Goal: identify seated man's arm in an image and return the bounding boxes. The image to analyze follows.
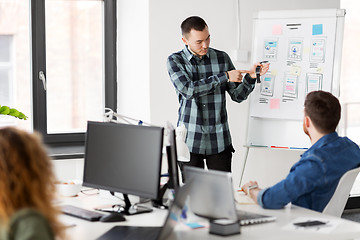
[243,157,324,209]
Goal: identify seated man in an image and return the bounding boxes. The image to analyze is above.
[242,90,360,212]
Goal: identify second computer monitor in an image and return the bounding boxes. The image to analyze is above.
[166,123,180,190]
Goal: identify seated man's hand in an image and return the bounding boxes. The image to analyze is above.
[241,181,261,204]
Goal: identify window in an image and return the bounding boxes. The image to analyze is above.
[45,1,103,134]
[0,0,32,131]
[31,0,117,157]
[0,35,13,108]
[0,0,117,158]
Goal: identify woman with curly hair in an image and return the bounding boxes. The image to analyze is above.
[0,127,65,239]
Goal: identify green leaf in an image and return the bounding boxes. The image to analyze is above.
[0,106,10,115]
[0,105,28,120]
[9,108,20,117]
[18,112,28,120]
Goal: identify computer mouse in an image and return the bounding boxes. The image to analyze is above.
[100,212,126,222]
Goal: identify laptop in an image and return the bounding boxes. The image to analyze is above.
[96,181,192,240]
[183,166,276,225]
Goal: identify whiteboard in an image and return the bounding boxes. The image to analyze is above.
[247,9,345,148]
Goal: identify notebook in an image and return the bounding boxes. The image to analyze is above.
[96,181,192,240]
[183,166,276,225]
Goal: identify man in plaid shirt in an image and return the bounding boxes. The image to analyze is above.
[167,16,269,174]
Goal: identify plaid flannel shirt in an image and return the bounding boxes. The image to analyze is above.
[167,46,255,155]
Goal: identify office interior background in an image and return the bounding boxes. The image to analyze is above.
[0,0,359,195]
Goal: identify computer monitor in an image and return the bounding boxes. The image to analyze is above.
[83,121,164,215]
[166,123,180,190]
[152,123,180,209]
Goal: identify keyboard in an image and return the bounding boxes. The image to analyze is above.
[236,210,276,226]
[62,205,105,222]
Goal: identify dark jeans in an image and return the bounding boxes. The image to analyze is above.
[178,145,234,182]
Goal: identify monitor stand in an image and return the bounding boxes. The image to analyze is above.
[121,194,153,215]
[152,183,170,209]
[103,192,153,215]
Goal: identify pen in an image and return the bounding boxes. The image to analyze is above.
[289,147,308,150]
[247,184,259,191]
[238,184,259,194]
[271,146,289,149]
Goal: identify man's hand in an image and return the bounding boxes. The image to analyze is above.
[248,62,270,79]
[238,62,270,79]
[241,181,261,204]
[227,70,244,83]
[227,62,270,82]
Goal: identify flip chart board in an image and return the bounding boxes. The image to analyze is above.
[247,9,345,148]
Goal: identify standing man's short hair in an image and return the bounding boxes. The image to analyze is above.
[304,90,341,134]
[181,16,207,36]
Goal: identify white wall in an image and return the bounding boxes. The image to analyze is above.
[117,0,151,123]
[52,159,84,181]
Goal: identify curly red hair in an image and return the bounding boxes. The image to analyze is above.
[0,127,65,238]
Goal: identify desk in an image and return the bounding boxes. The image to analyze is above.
[59,191,360,240]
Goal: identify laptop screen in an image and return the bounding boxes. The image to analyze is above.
[183,166,276,226]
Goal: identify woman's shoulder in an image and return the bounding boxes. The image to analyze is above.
[11,208,46,221]
[9,208,54,240]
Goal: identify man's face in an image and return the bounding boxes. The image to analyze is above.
[182,26,210,57]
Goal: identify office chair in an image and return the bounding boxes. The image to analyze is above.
[322,166,360,217]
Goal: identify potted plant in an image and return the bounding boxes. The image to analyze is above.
[0,105,28,120]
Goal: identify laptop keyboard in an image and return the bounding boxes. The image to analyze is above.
[97,226,162,240]
[236,210,276,225]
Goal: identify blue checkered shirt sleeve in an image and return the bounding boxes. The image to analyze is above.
[167,47,255,154]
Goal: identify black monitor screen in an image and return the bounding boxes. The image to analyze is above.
[83,121,164,200]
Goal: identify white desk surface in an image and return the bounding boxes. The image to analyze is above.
[58,190,360,240]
